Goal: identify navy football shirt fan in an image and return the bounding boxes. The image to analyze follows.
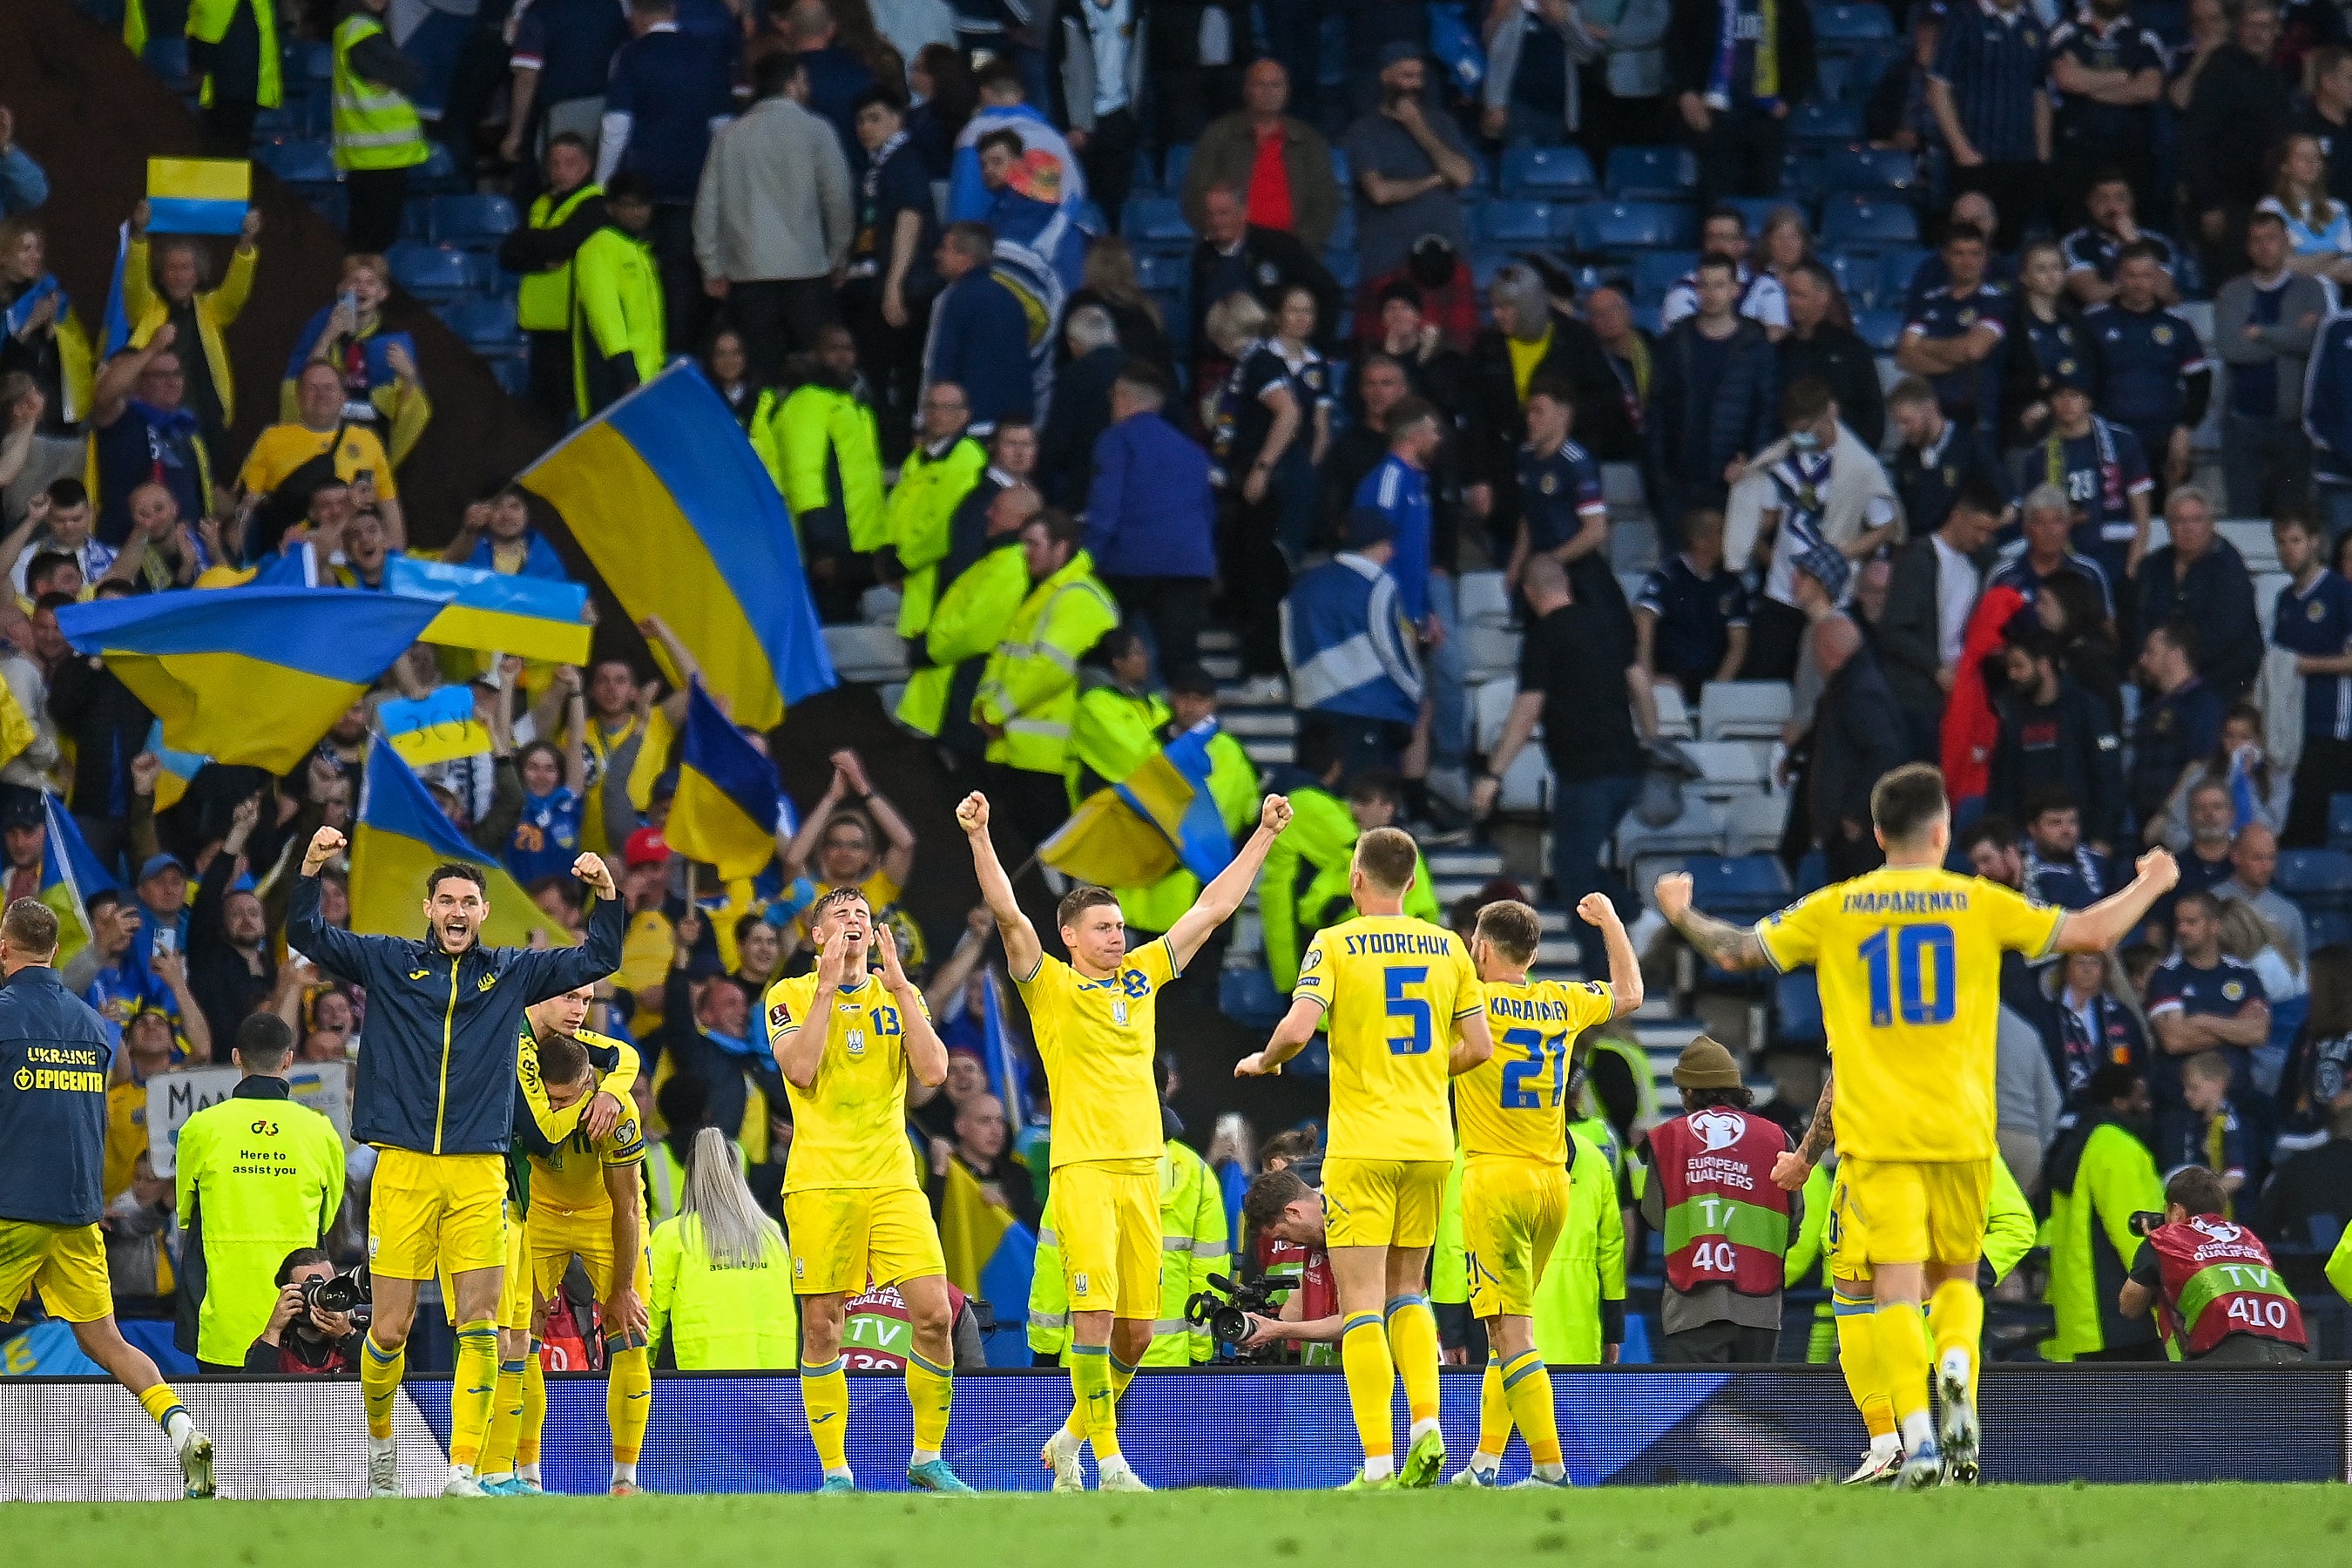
[1897,222,2011,432]
[2146,890,2270,1169]
[2029,367,2151,595]
[1635,506,1750,703]
[2083,243,2209,502]
[2269,511,2352,846]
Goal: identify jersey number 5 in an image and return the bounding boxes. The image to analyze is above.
[1857,923,1957,1028]
[1384,965,1432,1055]
[1499,1027,1569,1107]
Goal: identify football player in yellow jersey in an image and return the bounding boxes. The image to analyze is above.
[1450,896,1640,1489]
[763,888,969,1494]
[960,788,1292,1493]
[1236,826,1495,1490]
[1656,763,2177,1490]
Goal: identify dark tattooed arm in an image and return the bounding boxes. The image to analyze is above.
[1670,905,1772,971]
[1798,1073,1835,1165]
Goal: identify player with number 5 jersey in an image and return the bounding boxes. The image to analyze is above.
[1449,896,1640,1490]
[1239,827,1495,1491]
[1656,763,2179,1493]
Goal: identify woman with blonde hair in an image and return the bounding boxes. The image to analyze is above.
[2256,133,2352,286]
[1064,236,1170,375]
[645,1127,800,1370]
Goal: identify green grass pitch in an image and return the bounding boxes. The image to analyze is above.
[16,1486,2352,1565]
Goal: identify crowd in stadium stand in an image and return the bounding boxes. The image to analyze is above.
[3,0,2352,1374]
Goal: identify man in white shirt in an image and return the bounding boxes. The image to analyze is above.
[1659,206,1790,339]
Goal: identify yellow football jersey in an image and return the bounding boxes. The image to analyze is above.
[764,971,929,1193]
[1456,977,1617,1165]
[1015,937,1175,1169]
[1755,865,2062,1164]
[1296,915,1484,1163]
[517,1027,647,1216]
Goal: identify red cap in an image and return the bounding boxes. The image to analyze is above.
[624,828,670,868]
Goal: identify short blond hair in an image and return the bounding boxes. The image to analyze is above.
[1205,290,1269,356]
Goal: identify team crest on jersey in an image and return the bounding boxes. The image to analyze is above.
[2313,600,2329,622]
[1074,1271,1091,1295]
[2191,1216,2244,1243]
[1539,473,1558,494]
[1688,1107,1745,1150]
[2222,980,2246,1003]
[845,1028,867,1057]
[2153,325,2173,345]
[477,973,497,992]
[1112,998,1130,1026]
[1301,947,1322,971]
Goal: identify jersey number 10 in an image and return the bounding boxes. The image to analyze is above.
[1857,923,1957,1028]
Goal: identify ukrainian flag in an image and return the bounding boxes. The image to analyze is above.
[936,1158,1038,1367]
[143,720,206,814]
[382,555,592,665]
[56,589,438,773]
[1039,722,1237,889]
[517,363,835,731]
[41,794,115,967]
[145,157,250,236]
[349,734,574,948]
[665,681,795,881]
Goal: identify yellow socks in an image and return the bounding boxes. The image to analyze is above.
[1498,1348,1562,1472]
[1472,1354,1512,1466]
[1070,1344,1120,1461]
[136,1381,193,1446]
[905,1350,953,1460]
[1833,1289,1894,1442]
[480,1355,528,1477]
[801,1355,851,1476]
[362,1330,405,1442]
[1929,1278,1985,1405]
[1340,1313,1395,1474]
[1873,1300,1934,1453]
[608,1342,652,1470]
[517,1346,546,1472]
[447,1320,500,1469]
[1384,1294,1442,1428]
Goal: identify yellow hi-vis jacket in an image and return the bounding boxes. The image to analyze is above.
[1029,1137,1227,1364]
[515,182,604,333]
[887,436,987,639]
[331,12,427,172]
[975,551,1119,775]
[1531,1128,1628,1365]
[755,382,887,553]
[570,225,664,418]
[895,537,1027,737]
[645,1211,800,1369]
[172,1079,344,1366]
[189,0,283,108]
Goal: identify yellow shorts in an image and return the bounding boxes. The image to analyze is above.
[497,1203,535,1331]
[784,1185,945,1296]
[1840,1157,1990,1267]
[1462,1158,1570,1319]
[1827,1170,1871,1286]
[368,1147,507,1281]
[1050,1159,1160,1316]
[0,1218,111,1324]
[1323,1157,1450,1251]
[531,1205,636,1300]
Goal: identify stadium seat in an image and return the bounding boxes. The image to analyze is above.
[2218,519,2281,572]
[2278,848,2352,914]
[430,193,518,247]
[1686,854,1793,920]
[1120,195,1193,245]
[2311,910,2352,951]
[1779,152,1825,200]
[1630,302,1663,336]
[1500,142,1598,199]
[1327,205,1356,256]
[1651,683,1694,740]
[1679,739,1770,799]
[1824,251,1875,308]
[1632,249,1697,304]
[1855,308,1906,353]
[1470,247,1512,289]
[1818,145,1918,193]
[1161,143,1193,193]
[822,624,909,683]
[386,243,487,301]
[1136,250,1187,293]
[1457,571,1512,626]
[1823,199,1920,250]
[1473,199,1565,245]
[436,294,523,350]
[489,355,531,399]
[1814,56,1852,105]
[1329,146,1351,191]
[1604,145,1696,200]
[1574,200,1697,253]
[414,141,463,193]
[1840,39,1906,102]
[255,138,340,186]
[1816,3,1896,44]
[1724,791,1789,856]
[1774,970,1826,1046]
[1788,102,1864,145]
[1326,250,1361,290]
[2330,793,2352,853]
[1700,681,1794,740]
[1725,196,1794,236]
[1878,247,1932,304]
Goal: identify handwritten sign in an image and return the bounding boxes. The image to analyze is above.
[146,1061,350,1178]
[378,686,491,767]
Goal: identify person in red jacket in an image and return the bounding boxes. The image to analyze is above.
[1940,583,2028,814]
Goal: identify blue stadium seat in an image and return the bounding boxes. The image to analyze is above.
[1815,55,1852,105]
[415,141,463,193]
[1327,205,1356,256]
[2277,848,2352,911]
[1470,247,1512,289]
[436,294,523,350]
[1632,249,1697,304]
[397,203,433,243]
[1630,305,1663,337]
[1724,196,1793,236]
[1326,250,1361,290]
[255,139,340,186]
[1819,146,1918,193]
[1473,199,1565,245]
[1878,246,1932,305]
[1855,308,1905,352]
[1136,251,1188,292]
[1329,146,1351,191]
[1774,970,1826,1046]
[430,193,518,247]
[1161,143,1193,194]
[386,243,489,301]
[1823,252,1873,308]
[1822,198,1920,249]
[2331,792,2352,852]
[1817,3,1896,44]
[1795,849,1829,896]
[1778,152,1824,200]
[1500,142,1597,199]
[1840,39,1905,102]
[1574,200,1696,252]
[1788,101,1864,145]
[1605,145,1695,200]
[1121,194,1194,245]
[490,355,531,400]
[1686,854,1793,918]
[2310,910,2352,952]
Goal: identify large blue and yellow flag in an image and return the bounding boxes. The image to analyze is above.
[349,734,574,949]
[517,363,835,730]
[1039,722,1237,890]
[142,720,206,814]
[665,681,796,881]
[382,555,592,665]
[42,794,115,967]
[57,588,438,773]
[145,157,250,236]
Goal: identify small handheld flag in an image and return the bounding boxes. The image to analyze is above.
[145,157,251,236]
[1039,722,1236,889]
[41,794,117,967]
[665,681,795,881]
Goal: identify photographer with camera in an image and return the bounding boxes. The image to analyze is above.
[2118,1166,2311,1363]
[246,1247,368,1373]
[1229,1169,1342,1364]
[173,1015,348,1373]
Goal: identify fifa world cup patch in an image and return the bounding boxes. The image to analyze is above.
[768,1002,792,1033]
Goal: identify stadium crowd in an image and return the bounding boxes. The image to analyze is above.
[4,0,2352,1459]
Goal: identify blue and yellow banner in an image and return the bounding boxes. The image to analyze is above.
[57,588,438,773]
[517,363,835,731]
[377,686,491,767]
[349,735,574,948]
[145,157,250,236]
[42,793,116,967]
[142,720,206,814]
[1039,723,1236,890]
[665,681,794,881]
[382,554,592,665]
